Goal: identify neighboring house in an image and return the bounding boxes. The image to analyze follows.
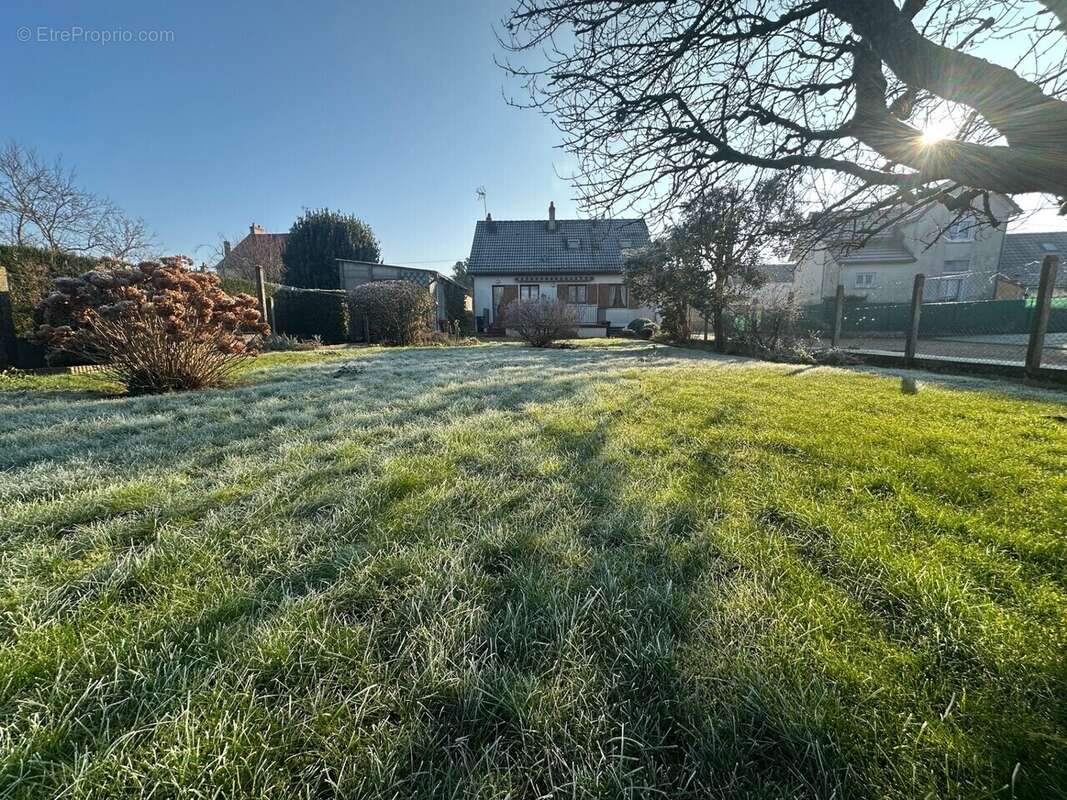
[754,196,1019,306]
[996,232,1067,298]
[337,259,472,329]
[215,223,288,282]
[466,203,656,334]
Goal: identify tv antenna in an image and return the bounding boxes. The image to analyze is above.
[475,186,488,216]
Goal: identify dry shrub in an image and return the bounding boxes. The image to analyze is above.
[503,299,578,347]
[348,281,434,345]
[727,295,823,362]
[33,257,268,393]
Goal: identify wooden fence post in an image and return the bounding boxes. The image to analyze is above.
[831,284,845,349]
[1025,255,1060,377]
[904,274,925,366]
[265,296,276,332]
[254,265,268,322]
[0,267,16,369]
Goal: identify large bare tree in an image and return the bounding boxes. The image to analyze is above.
[0,141,154,260]
[502,1,1067,241]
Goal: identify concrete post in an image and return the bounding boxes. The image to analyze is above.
[904,274,925,366]
[0,267,17,369]
[265,296,276,333]
[1025,255,1060,376]
[831,284,845,349]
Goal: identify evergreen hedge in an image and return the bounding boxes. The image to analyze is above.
[0,245,99,334]
[273,287,350,343]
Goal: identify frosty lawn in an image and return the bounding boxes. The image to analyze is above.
[1,343,1065,799]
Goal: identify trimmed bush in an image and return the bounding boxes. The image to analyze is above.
[33,258,267,393]
[273,287,349,344]
[636,322,659,340]
[348,281,434,345]
[627,317,654,333]
[503,299,578,347]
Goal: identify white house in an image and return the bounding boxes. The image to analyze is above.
[466,203,657,335]
[752,196,1020,306]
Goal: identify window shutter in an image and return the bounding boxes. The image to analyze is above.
[597,284,611,308]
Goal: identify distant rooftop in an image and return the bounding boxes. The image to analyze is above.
[760,263,796,283]
[999,231,1067,289]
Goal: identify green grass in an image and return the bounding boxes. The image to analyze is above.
[1,343,1065,799]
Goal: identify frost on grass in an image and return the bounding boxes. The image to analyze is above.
[0,343,1065,799]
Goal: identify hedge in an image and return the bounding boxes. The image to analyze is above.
[272,287,349,343]
[0,245,99,335]
[347,281,434,345]
[218,276,278,301]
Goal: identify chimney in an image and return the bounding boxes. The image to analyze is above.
[547,201,558,232]
[486,212,492,222]
[250,223,265,235]
[223,240,231,257]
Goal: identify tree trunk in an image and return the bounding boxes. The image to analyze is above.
[712,306,726,353]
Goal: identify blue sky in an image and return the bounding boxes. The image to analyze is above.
[4,0,1063,269]
[4,0,578,267]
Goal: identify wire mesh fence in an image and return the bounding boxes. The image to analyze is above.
[794,258,1065,374]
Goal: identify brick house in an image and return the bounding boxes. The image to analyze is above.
[215,223,288,283]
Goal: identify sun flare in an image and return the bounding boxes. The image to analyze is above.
[920,121,953,146]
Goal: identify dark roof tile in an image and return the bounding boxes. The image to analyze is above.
[999,232,1067,288]
[467,218,650,274]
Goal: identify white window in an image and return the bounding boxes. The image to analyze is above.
[608,284,628,308]
[519,284,540,301]
[855,272,876,288]
[938,278,964,301]
[946,213,976,242]
[566,237,581,250]
[560,284,588,304]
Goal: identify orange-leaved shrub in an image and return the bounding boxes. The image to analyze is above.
[33,257,268,393]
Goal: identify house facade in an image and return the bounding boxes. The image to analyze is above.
[466,203,656,334]
[215,223,288,282]
[753,196,1019,306]
[337,259,472,328]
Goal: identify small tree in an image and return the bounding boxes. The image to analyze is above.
[503,298,578,347]
[451,258,473,290]
[676,180,800,352]
[625,180,798,348]
[282,209,381,289]
[33,257,267,393]
[348,280,434,345]
[623,233,707,343]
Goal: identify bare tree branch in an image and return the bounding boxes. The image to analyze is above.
[502,0,1067,238]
